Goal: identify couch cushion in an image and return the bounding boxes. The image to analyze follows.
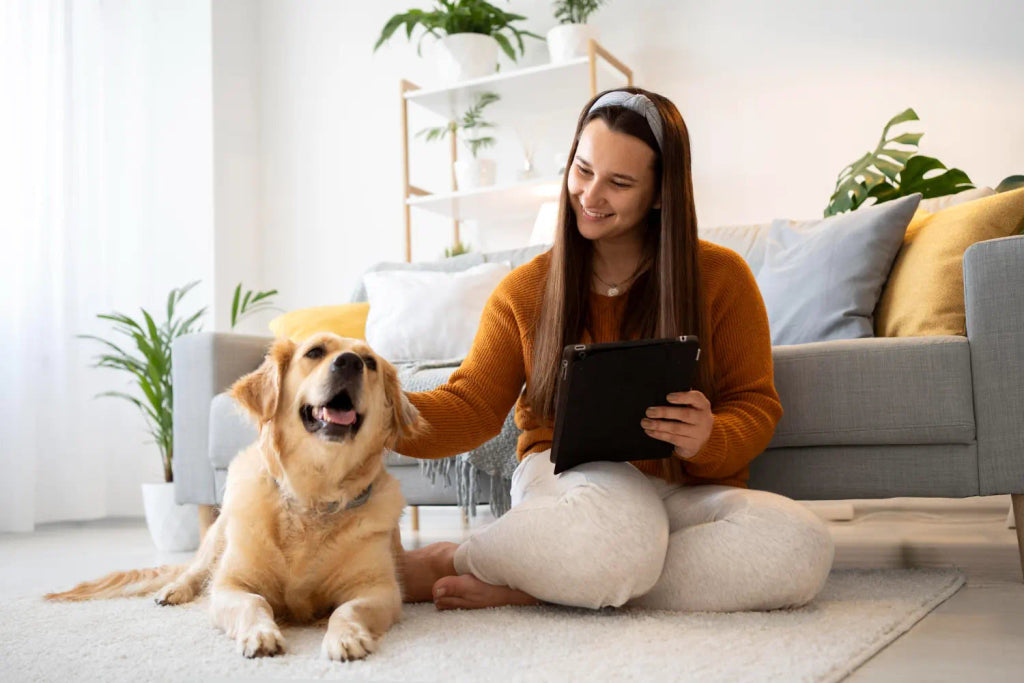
[769,336,975,448]
[208,392,421,469]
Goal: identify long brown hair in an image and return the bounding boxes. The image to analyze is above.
[525,87,714,483]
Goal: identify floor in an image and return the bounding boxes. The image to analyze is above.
[2,495,1022,682]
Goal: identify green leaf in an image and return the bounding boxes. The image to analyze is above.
[230,284,241,328]
[996,175,1024,193]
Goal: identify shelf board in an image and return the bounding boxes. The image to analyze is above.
[404,56,629,120]
[406,175,562,222]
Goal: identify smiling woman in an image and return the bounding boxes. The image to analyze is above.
[391,87,833,616]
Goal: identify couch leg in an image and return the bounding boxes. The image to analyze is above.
[410,506,419,532]
[198,504,220,544]
[1012,495,1024,582]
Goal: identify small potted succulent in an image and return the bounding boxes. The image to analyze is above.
[374,0,543,83]
[547,0,609,63]
[418,91,500,189]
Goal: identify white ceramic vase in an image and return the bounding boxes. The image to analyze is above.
[142,482,199,552]
[546,23,599,63]
[454,158,497,190]
[435,33,499,83]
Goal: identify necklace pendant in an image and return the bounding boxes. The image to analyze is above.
[607,286,620,296]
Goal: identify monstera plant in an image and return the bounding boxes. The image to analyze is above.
[824,108,977,217]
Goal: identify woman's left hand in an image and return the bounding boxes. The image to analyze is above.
[640,390,714,461]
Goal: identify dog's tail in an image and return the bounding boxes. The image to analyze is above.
[43,564,188,602]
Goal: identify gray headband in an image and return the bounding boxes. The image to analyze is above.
[587,91,664,151]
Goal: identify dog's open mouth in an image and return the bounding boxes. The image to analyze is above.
[300,389,363,440]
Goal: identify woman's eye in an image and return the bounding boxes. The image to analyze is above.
[363,356,377,371]
[576,166,592,176]
[304,346,325,360]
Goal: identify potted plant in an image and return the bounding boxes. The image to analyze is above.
[547,0,609,63]
[418,91,500,189]
[81,282,277,551]
[374,0,543,83]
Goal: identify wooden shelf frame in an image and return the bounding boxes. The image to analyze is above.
[399,39,633,262]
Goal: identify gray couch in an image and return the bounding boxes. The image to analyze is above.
[172,236,1024,577]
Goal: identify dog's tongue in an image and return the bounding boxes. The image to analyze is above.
[322,407,357,425]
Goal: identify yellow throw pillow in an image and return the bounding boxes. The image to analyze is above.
[269,303,370,342]
[874,187,1024,336]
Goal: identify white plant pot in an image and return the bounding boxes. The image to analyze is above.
[142,482,199,552]
[546,24,599,64]
[455,158,497,190]
[435,33,499,83]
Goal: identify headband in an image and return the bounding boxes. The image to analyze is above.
[587,91,664,151]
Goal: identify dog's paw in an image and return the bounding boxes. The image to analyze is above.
[154,582,196,606]
[237,625,286,659]
[321,621,378,662]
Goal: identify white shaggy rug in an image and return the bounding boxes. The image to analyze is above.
[2,568,964,683]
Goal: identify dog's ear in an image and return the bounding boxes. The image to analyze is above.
[230,338,296,425]
[380,359,422,444]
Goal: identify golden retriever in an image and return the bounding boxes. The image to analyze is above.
[45,333,422,661]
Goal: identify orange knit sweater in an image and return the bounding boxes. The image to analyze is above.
[394,240,783,488]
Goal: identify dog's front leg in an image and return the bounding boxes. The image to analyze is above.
[210,582,286,658]
[155,512,227,606]
[321,581,402,661]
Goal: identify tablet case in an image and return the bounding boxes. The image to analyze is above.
[550,336,701,474]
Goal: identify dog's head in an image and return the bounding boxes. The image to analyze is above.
[229,333,421,502]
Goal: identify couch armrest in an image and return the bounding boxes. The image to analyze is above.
[964,235,1024,495]
[171,332,274,505]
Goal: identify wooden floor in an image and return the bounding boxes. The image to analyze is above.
[2,495,1023,682]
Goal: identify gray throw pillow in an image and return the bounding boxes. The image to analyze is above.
[756,193,922,345]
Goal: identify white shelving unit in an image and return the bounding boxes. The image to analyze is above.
[399,40,632,262]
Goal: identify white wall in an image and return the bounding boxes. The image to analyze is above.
[238,0,1023,315]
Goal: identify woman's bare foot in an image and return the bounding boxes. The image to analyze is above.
[399,541,459,603]
[432,574,542,610]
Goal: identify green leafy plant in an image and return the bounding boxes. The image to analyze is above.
[417,91,500,158]
[79,282,206,483]
[824,108,975,217]
[444,240,472,257]
[374,0,543,62]
[996,175,1024,193]
[553,0,609,24]
[230,284,279,329]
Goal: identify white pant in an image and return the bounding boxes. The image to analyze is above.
[451,450,835,612]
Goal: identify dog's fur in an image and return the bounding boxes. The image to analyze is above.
[45,333,423,661]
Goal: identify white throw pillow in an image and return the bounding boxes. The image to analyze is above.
[363,261,512,363]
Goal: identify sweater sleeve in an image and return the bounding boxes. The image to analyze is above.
[682,254,783,480]
[392,279,527,460]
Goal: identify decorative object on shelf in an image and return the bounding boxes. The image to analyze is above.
[445,240,473,257]
[513,123,539,181]
[547,0,609,63]
[418,91,501,189]
[824,108,974,217]
[374,0,543,83]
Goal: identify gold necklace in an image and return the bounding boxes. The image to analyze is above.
[592,269,634,296]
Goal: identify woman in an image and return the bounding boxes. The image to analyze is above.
[393,87,835,612]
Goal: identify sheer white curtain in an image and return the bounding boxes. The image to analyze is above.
[0,0,213,532]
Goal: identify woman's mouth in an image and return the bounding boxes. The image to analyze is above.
[581,206,614,221]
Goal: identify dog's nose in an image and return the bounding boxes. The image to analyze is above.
[331,352,364,378]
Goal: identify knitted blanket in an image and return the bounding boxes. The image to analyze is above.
[388,359,519,518]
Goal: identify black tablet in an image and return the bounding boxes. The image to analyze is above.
[550,336,701,474]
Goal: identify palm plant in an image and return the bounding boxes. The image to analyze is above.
[553,0,609,25]
[230,284,279,329]
[417,91,500,158]
[79,281,206,483]
[374,0,542,62]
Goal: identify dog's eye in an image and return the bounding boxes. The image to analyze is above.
[304,346,325,360]
[363,356,377,371]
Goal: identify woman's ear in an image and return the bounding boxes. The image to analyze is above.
[652,192,662,210]
[229,338,296,425]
